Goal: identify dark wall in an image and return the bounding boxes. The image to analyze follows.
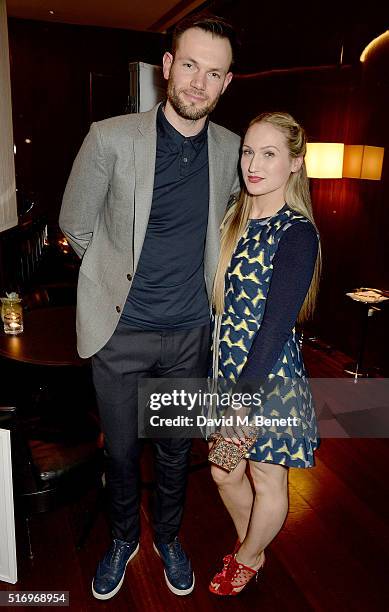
[212,59,389,372]
[6,17,389,371]
[8,18,166,225]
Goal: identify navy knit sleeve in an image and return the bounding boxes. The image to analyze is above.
[239,221,319,380]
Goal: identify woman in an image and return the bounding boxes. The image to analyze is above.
[208,111,321,596]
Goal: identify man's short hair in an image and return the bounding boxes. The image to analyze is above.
[171,13,237,66]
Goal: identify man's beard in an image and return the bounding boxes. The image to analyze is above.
[167,79,220,121]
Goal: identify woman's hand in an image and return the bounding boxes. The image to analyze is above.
[219,403,252,445]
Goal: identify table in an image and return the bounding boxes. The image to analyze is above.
[0,307,100,561]
[0,305,91,439]
[0,306,83,367]
[344,290,388,378]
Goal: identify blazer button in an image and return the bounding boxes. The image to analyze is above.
[116,306,121,313]
[127,273,132,281]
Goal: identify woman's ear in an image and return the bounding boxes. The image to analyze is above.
[291,156,304,173]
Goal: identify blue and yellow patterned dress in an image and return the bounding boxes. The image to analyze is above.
[211,204,319,468]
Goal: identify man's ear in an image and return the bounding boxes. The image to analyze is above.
[162,52,173,81]
[221,72,233,95]
[291,156,304,173]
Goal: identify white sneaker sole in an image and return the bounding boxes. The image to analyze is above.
[92,542,140,600]
[153,542,195,596]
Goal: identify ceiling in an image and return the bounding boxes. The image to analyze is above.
[206,0,389,73]
[6,0,389,73]
[5,0,207,32]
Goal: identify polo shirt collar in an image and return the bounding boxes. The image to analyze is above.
[157,103,208,150]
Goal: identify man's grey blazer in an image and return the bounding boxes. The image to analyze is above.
[59,103,241,358]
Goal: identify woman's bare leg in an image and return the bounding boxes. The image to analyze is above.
[210,457,253,542]
[236,461,289,569]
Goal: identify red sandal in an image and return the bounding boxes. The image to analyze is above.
[209,551,264,596]
[210,539,241,587]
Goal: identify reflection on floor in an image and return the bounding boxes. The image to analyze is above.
[1,342,389,611]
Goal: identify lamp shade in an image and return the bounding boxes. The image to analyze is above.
[361,146,384,180]
[343,145,384,180]
[360,30,389,63]
[342,145,364,178]
[305,143,344,178]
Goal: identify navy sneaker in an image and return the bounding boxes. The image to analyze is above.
[153,537,195,595]
[92,538,139,600]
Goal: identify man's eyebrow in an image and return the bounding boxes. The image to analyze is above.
[180,58,225,72]
[177,57,199,66]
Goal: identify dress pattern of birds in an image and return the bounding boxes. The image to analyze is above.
[211,205,319,468]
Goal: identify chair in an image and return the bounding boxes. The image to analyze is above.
[43,282,77,307]
[21,283,78,311]
[22,288,50,311]
[0,405,104,559]
[0,215,48,294]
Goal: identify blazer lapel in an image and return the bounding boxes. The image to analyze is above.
[204,124,229,298]
[208,128,225,228]
[133,105,159,271]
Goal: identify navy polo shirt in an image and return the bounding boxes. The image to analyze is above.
[121,104,210,330]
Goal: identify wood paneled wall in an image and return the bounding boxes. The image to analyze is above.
[6,18,389,371]
[213,63,389,371]
[7,18,165,224]
[0,1,17,235]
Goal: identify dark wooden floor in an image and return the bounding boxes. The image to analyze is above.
[1,343,389,611]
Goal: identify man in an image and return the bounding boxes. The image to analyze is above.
[59,13,240,600]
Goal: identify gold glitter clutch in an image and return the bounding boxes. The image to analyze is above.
[208,433,257,472]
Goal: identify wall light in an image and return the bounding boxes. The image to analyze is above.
[360,30,389,63]
[305,143,344,178]
[360,146,384,180]
[342,145,363,178]
[343,145,384,180]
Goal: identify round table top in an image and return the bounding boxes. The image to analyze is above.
[0,306,84,367]
[346,290,389,305]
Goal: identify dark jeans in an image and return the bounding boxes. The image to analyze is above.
[92,321,210,544]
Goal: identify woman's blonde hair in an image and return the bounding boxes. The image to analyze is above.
[212,111,321,322]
